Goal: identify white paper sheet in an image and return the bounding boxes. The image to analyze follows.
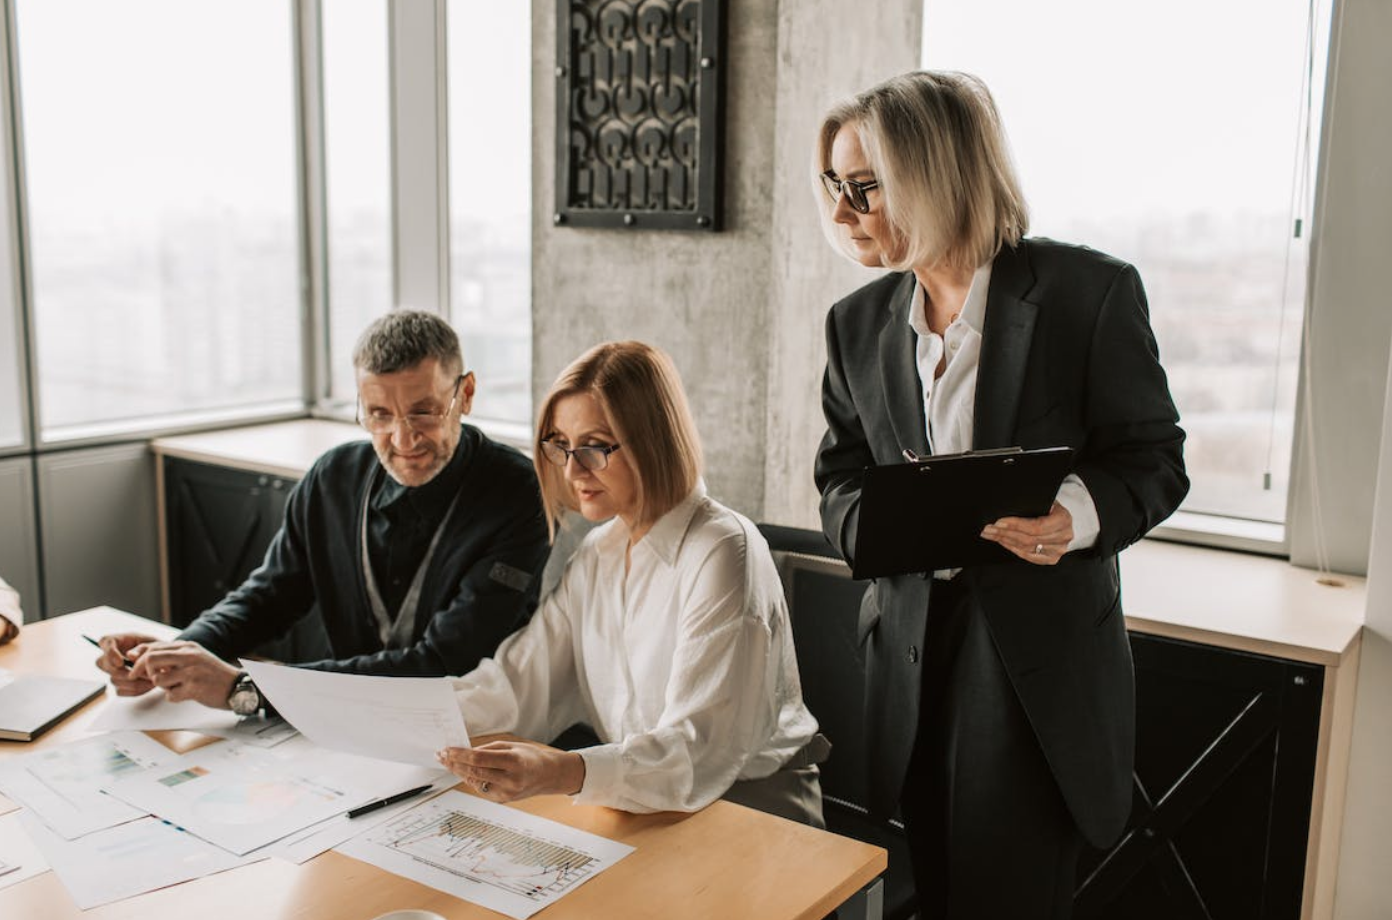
[337,790,634,920]
[241,660,470,768]
[103,736,447,856]
[0,732,177,839]
[0,811,51,891]
[88,691,244,734]
[19,810,254,909]
[257,773,457,864]
[199,715,300,748]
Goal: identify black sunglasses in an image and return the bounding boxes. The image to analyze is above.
[820,170,880,214]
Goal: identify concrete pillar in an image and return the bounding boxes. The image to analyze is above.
[531,0,921,523]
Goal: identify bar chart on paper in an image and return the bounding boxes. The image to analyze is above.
[338,791,634,919]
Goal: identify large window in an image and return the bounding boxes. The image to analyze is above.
[322,0,392,403]
[446,2,532,428]
[15,0,302,438]
[923,0,1331,527]
[0,308,21,449]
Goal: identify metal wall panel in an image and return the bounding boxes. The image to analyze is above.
[37,443,159,620]
[0,455,39,619]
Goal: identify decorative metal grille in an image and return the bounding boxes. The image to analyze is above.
[554,0,724,231]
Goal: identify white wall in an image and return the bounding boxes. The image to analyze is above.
[1322,0,1392,911]
[1287,0,1392,577]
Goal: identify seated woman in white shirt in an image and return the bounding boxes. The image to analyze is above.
[0,574,20,644]
[437,340,826,825]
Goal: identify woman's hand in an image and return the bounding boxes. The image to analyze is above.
[981,501,1074,566]
[436,741,586,803]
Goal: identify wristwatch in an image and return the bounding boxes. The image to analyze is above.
[227,672,264,717]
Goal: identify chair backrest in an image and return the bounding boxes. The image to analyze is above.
[759,524,872,812]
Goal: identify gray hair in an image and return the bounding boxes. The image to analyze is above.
[814,71,1029,272]
[352,310,463,376]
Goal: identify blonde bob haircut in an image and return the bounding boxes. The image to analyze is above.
[814,70,1029,273]
[533,341,703,539]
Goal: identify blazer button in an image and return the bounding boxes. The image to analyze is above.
[907,645,919,664]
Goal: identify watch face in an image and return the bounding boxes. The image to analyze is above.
[228,680,260,716]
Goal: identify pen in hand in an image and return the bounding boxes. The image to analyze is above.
[82,634,133,669]
[346,783,433,819]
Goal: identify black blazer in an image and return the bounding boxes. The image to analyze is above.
[815,238,1188,848]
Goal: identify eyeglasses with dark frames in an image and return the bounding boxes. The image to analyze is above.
[539,440,623,472]
[820,170,880,214]
[356,374,465,435]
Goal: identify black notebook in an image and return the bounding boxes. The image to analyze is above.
[852,446,1076,579]
[0,674,105,741]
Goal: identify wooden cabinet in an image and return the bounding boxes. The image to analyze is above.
[160,455,329,662]
[761,528,1363,920]
[1076,635,1325,919]
[164,457,290,628]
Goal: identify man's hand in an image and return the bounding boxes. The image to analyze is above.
[981,501,1075,566]
[95,632,161,696]
[436,742,586,803]
[127,641,241,709]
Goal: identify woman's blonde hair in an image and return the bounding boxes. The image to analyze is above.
[534,341,703,538]
[813,70,1029,273]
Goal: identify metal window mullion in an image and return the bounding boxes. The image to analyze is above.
[296,0,331,409]
[388,0,448,317]
[1,0,36,451]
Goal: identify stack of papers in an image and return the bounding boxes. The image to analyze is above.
[0,664,631,917]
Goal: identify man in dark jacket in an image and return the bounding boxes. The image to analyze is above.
[94,311,548,714]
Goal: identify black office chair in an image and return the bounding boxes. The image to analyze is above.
[759,524,919,920]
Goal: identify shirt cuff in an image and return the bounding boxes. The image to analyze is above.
[574,743,623,804]
[1057,474,1100,552]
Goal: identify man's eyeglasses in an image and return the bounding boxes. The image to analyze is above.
[356,375,465,435]
[820,170,880,214]
[538,440,623,472]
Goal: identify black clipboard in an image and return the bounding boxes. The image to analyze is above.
[852,446,1076,579]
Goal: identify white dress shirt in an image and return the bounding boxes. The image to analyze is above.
[0,575,20,642]
[908,264,1100,554]
[451,484,819,814]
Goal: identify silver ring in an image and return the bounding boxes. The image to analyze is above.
[1033,543,1045,556]
[480,781,490,793]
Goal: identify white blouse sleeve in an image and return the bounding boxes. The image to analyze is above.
[574,530,782,813]
[450,569,586,745]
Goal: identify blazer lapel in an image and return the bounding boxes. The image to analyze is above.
[877,273,930,458]
[974,242,1039,449]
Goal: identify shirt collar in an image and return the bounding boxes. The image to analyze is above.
[907,262,993,337]
[371,424,475,519]
[621,480,708,567]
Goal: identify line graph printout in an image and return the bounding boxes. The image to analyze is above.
[338,790,634,919]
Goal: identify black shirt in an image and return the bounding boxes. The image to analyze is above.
[179,425,549,676]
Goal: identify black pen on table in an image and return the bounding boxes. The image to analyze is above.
[82,633,133,669]
[346,783,433,819]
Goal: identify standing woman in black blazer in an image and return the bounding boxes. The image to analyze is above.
[812,71,1189,919]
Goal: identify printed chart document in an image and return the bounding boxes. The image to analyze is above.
[0,811,50,892]
[19,811,252,909]
[103,737,446,855]
[258,772,457,864]
[0,731,176,839]
[338,790,634,920]
[241,660,470,768]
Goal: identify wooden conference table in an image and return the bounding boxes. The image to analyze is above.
[0,608,886,920]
